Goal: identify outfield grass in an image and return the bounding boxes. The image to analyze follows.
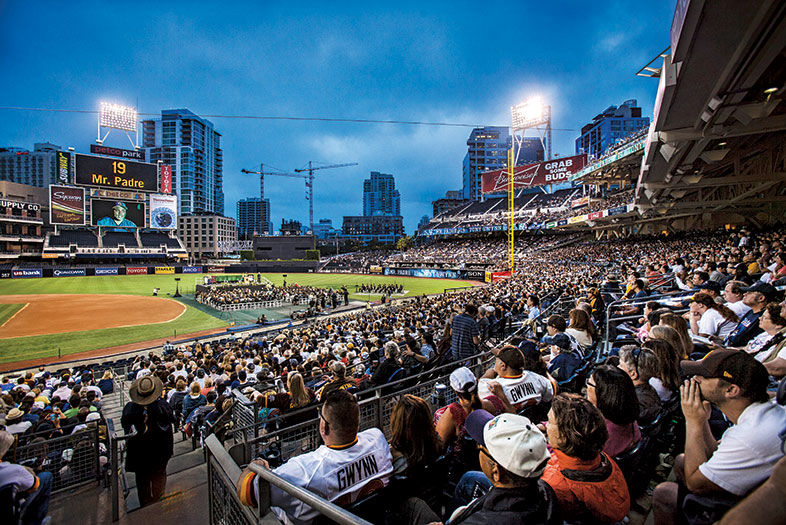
[0,273,478,366]
[0,304,24,327]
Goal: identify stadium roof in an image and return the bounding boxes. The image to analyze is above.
[636,0,786,224]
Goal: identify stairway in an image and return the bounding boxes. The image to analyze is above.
[47,387,210,524]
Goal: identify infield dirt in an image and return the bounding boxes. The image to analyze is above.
[0,294,186,338]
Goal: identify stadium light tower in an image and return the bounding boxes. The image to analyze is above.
[508,97,552,272]
[97,102,139,149]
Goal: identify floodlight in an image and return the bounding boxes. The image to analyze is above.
[511,97,549,130]
[99,102,138,132]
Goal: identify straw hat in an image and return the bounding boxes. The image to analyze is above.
[129,376,163,406]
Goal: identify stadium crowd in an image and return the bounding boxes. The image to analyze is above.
[2,225,786,524]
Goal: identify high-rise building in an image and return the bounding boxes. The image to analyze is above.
[575,99,650,159]
[142,109,224,215]
[177,214,236,260]
[312,218,339,239]
[0,143,64,188]
[236,197,271,238]
[462,128,543,201]
[342,215,403,243]
[363,171,400,216]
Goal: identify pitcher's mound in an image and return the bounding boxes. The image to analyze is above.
[0,294,186,338]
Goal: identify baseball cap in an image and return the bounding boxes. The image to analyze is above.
[551,333,572,351]
[681,350,769,391]
[465,410,550,478]
[112,201,127,210]
[697,281,721,293]
[497,346,525,370]
[449,367,477,394]
[741,282,781,302]
[518,340,540,361]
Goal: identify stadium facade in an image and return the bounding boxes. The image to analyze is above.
[177,214,236,260]
[142,109,224,216]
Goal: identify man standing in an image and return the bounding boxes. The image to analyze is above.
[236,390,393,523]
[451,304,481,362]
[121,376,176,507]
[652,350,786,524]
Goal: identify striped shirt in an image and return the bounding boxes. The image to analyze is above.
[451,313,480,361]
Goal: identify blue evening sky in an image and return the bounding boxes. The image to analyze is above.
[0,1,676,233]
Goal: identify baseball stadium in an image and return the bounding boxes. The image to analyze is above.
[1,2,786,525]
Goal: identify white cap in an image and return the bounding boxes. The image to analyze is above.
[449,367,477,394]
[466,410,550,478]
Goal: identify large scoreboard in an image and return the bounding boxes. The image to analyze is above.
[75,154,158,192]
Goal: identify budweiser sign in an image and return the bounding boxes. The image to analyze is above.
[482,154,587,194]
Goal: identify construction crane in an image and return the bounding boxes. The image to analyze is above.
[240,161,357,236]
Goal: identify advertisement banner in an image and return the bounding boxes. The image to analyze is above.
[53,268,86,277]
[182,266,202,274]
[12,269,42,279]
[0,271,11,279]
[608,205,628,216]
[75,154,158,192]
[546,221,557,229]
[126,266,148,275]
[557,219,568,226]
[41,254,60,259]
[50,185,86,225]
[95,267,119,276]
[154,266,175,275]
[567,216,583,224]
[571,196,590,208]
[588,211,605,220]
[368,265,383,274]
[160,165,173,194]
[91,198,145,228]
[465,269,485,280]
[89,188,145,200]
[149,193,177,229]
[90,144,144,160]
[484,271,492,283]
[56,151,71,184]
[207,266,225,273]
[491,271,511,283]
[481,154,587,193]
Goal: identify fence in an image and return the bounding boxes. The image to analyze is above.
[211,300,286,312]
[11,426,102,493]
[230,351,494,465]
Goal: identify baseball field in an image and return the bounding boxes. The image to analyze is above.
[0,273,477,369]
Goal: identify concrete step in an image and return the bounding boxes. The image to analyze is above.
[126,447,205,490]
[121,470,208,524]
[125,460,208,513]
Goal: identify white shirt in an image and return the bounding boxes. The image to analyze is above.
[254,428,393,525]
[699,400,786,496]
[747,332,774,360]
[136,368,151,380]
[726,300,752,319]
[478,372,554,410]
[697,308,736,339]
[5,421,32,435]
[0,461,36,491]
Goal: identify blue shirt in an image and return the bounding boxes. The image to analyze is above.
[724,309,763,348]
[451,313,480,361]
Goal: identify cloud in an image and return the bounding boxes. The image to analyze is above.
[595,32,626,54]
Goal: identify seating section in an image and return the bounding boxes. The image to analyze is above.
[102,231,139,247]
[47,229,99,247]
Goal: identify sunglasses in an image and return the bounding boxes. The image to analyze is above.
[477,444,495,463]
[319,409,330,433]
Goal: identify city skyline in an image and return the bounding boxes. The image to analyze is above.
[0,1,676,232]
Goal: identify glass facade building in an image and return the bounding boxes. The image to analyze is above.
[575,99,650,159]
[236,197,272,238]
[142,109,224,215]
[363,171,400,216]
[0,143,62,188]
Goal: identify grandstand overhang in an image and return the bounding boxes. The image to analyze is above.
[636,0,786,226]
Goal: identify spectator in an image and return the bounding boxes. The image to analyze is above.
[97,370,114,395]
[450,303,481,362]
[121,376,176,507]
[723,282,779,347]
[617,345,662,425]
[541,393,630,523]
[586,365,641,457]
[733,302,786,363]
[653,350,786,524]
[479,345,554,413]
[687,292,738,339]
[658,312,694,358]
[546,333,583,384]
[442,410,561,524]
[316,361,356,401]
[236,390,393,524]
[389,394,442,476]
[0,430,53,525]
[182,382,206,420]
[566,308,595,348]
[370,342,402,386]
[4,408,32,435]
[642,338,682,402]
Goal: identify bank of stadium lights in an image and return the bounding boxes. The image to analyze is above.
[97,102,139,149]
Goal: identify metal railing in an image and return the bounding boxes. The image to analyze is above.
[603,288,693,350]
[10,426,102,494]
[210,300,286,311]
[109,422,138,522]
